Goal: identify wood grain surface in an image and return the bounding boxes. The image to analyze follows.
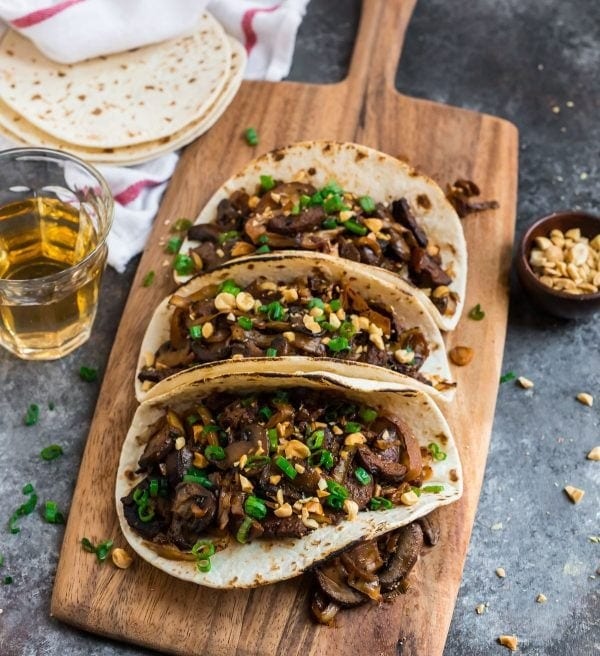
[51,1,519,654]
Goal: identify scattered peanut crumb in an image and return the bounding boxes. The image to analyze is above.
[498,635,519,651]
[580,172,589,180]
[551,105,560,114]
[566,100,575,108]
[536,593,547,603]
[517,376,534,389]
[564,485,585,503]
[449,345,474,366]
[475,603,487,614]
[111,548,133,569]
[491,522,504,530]
[576,392,593,407]
[496,567,506,578]
[588,536,600,543]
[586,446,600,461]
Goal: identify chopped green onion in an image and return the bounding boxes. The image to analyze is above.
[40,444,63,461]
[266,300,284,320]
[95,539,114,562]
[359,407,378,423]
[149,479,159,497]
[189,325,202,340]
[323,195,348,213]
[218,230,239,244]
[344,219,368,236]
[266,347,277,357]
[203,424,220,434]
[218,279,241,296]
[48,401,55,411]
[81,537,95,553]
[245,455,271,469]
[182,469,213,487]
[327,336,350,352]
[43,500,65,524]
[166,236,182,253]
[326,480,349,499]
[427,442,447,461]
[344,421,362,433]
[468,303,485,321]
[307,429,325,450]
[369,496,393,510]
[79,366,98,382]
[290,203,300,215]
[258,234,270,245]
[354,467,372,485]
[267,428,278,452]
[274,455,297,480]
[309,191,324,206]
[259,174,275,191]
[24,403,39,426]
[238,316,253,330]
[339,321,356,339]
[0,553,4,567]
[186,414,200,425]
[307,298,325,310]
[133,488,149,507]
[8,483,38,534]
[142,270,155,287]
[258,406,273,421]
[3,575,13,585]
[245,127,259,146]
[326,494,345,510]
[138,505,155,522]
[256,244,271,254]
[204,445,226,461]
[244,496,267,520]
[329,299,342,312]
[299,194,311,209]
[173,218,192,232]
[422,485,445,494]
[196,559,211,572]
[192,540,216,559]
[500,371,516,384]
[236,516,254,543]
[319,450,334,469]
[321,181,344,196]
[173,253,194,276]
[358,196,376,213]
[323,217,338,229]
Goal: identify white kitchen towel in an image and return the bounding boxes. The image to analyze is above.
[0,0,309,272]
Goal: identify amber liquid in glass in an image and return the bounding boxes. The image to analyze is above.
[0,197,104,359]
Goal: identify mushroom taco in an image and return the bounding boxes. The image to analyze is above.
[175,141,467,331]
[136,253,455,402]
[116,368,462,589]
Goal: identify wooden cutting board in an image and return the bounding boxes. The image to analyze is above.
[51,1,518,654]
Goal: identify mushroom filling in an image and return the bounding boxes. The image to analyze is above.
[139,274,432,385]
[121,389,443,564]
[184,178,458,316]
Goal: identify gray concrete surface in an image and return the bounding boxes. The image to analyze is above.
[1,1,599,654]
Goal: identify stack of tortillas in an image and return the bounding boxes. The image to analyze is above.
[0,12,245,165]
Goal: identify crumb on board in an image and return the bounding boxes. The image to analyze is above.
[496,567,506,578]
[564,485,585,504]
[498,635,519,651]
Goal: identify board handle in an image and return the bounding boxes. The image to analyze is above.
[345,0,417,94]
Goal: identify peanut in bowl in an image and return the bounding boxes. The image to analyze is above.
[516,211,600,319]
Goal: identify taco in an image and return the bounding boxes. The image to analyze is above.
[136,253,455,401]
[116,368,462,589]
[175,141,467,330]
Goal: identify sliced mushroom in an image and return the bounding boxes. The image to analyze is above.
[356,445,407,482]
[311,589,341,625]
[138,420,174,470]
[378,523,424,593]
[315,560,366,607]
[392,198,428,247]
[267,206,325,235]
[168,483,217,549]
[417,513,441,547]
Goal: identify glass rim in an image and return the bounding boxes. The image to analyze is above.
[0,146,114,288]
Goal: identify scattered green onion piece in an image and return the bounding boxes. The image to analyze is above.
[369,496,393,511]
[273,390,289,403]
[259,174,275,191]
[329,299,342,312]
[422,485,445,494]
[267,428,278,452]
[3,575,13,584]
[326,480,349,499]
[319,450,334,469]
[138,505,155,523]
[359,407,378,423]
[244,496,267,520]
[186,414,199,425]
[258,234,270,245]
[149,479,159,497]
[0,553,4,567]
[43,500,65,524]
[245,455,271,469]
[218,230,239,245]
[191,540,216,559]
[203,424,220,434]
[24,403,40,426]
[427,442,447,461]
[344,421,362,434]
[358,195,376,213]
[189,325,202,340]
[182,471,213,488]
[236,516,254,544]
[266,347,277,357]
[299,194,311,209]
[218,279,242,296]
[79,366,98,382]
[95,539,114,562]
[238,316,253,330]
[354,467,372,485]
[500,371,516,384]
[40,444,63,461]
[326,494,345,510]
[274,455,297,480]
[172,218,192,232]
[141,270,155,288]
[133,488,149,507]
[205,445,226,461]
[291,203,300,215]
[48,401,55,411]
[8,483,38,534]
[309,191,324,206]
[81,537,95,553]
[307,297,325,310]
[266,301,284,320]
[195,559,211,572]
[323,195,348,213]
[173,253,194,276]
[344,219,368,236]
[468,303,485,320]
[166,236,182,254]
[258,406,273,421]
[245,127,259,146]
[321,181,344,196]
[411,486,422,497]
[307,429,325,450]
[339,321,356,339]
[327,336,350,352]
[256,244,271,254]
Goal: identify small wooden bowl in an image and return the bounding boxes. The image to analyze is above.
[516,210,600,319]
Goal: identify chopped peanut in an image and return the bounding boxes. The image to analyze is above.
[344,432,367,446]
[564,485,585,503]
[239,474,253,493]
[274,503,292,518]
[193,452,208,469]
[517,376,534,389]
[201,322,214,339]
[111,548,133,570]
[576,392,593,406]
[495,567,506,578]
[400,490,419,506]
[586,446,600,460]
[214,292,236,311]
[498,635,518,651]
[174,437,186,450]
[284,439,311,459]
[449,345,474,366]
[235,291,255,312]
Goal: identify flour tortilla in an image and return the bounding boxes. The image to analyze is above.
[135,252,455,402]
[176,141,467,331]
[0,13,231,148]
[0,38,245,165]
[116,367,463,588]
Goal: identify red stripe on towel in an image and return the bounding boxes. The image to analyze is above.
[11,0,86,29]
[114,179,162,205]
[241,4,281,54]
